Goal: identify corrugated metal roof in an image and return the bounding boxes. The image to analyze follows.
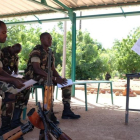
[0,0,140,18]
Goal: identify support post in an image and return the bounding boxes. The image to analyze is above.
[69,12,76,96]
[62,14,67,78]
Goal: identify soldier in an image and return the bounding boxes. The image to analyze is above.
[105,72,111,80]
[1,43,22,74]
[24,32,80,124]
[0,21,30,140]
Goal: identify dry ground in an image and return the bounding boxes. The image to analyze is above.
[2,79,140,140]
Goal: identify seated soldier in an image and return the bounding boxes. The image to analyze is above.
[0,21,30,140]
[1,43,22,75]
[24,32,80,124]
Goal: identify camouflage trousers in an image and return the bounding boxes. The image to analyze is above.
[61,86,71,104]
[0,81,30,118]
[34,76,72,104]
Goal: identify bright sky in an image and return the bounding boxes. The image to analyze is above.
[80,16,140,49]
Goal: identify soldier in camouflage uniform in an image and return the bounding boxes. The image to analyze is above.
[0,21,30,140]
[1,43,22,74]
[24,32,80,123]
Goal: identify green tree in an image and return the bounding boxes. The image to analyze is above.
[99,48,117,79]
[66,30,105,79]
[113,27,140,76]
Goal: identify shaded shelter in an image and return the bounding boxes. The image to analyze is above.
[1,0,140,94]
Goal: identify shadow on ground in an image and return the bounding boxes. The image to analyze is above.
[23,95,140,140]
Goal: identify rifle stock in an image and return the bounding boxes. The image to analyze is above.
[27,104,72,140]
[0,121,34,140]
[1,126,21,140]
[58,133,72,140]
[8,131,23,140]
[43,85,53,111]
[28,108,44,130]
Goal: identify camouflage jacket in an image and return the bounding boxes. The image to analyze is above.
[1,46,19,74]
[24,45,54,80]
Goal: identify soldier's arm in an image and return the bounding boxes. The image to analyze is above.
[0,67,16,78]
[51,62,67,85]
[51,53,61,77]
[0,67,24,88]
[32,62,48,77]
[30,51,48,77]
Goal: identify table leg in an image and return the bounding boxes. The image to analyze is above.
[110,82,113,104]
[84,84,87,111]
[55,86,58,99]
[125,77,130,125]
[31,87,34,99]
[35,88,38,105]
[96,83,100,103]
[72,85,75,97]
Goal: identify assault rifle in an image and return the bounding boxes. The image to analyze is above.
[0,121,34,140]
[28,102,72,140]
[43,48,53,112]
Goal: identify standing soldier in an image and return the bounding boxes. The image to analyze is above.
[0,21,30,140]
[24,32,80,125]
[105,72,111,81]
[1,43,22,74]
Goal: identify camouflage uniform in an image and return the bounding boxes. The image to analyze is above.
[1,46,19,74]
[24,45,72,105]
[0,49,30,118]
[1,87,30,117]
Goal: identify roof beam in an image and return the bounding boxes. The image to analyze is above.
[1,1,140,18]
[120,7,126,18]
[72,2,140,11]
[34,15,42,24]
[41,0,46,4]
[52,0,75,23]
[0,10,56,18]
[28,0,67,14]
[52,0,73,12]
[5,11,140,25]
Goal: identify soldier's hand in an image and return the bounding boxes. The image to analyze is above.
[13,79,25,89]
[17,78,27,83]
[55,77,67,85]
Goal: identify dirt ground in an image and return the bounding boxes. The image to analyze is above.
[2,79,140,140]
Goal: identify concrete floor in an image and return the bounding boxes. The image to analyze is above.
[21,87,140,140]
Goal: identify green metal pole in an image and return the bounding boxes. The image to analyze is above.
[71,12,76,97]
[5,11,140,25]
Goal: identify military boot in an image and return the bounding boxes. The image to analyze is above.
[11,108,24,140]
[0,115,11,135]
[62,103,81,119]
